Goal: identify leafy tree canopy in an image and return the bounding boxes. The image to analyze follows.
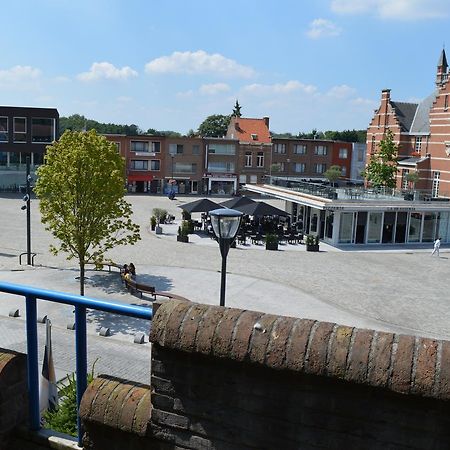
[272,129,366,143]
[35,130,141,295]
[232,100,242,118]
[197,114,231,137]
[324,165,342,186]
[363,129,399,189]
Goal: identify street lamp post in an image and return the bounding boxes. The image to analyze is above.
[20,156,32,265]
[209,208,243,307]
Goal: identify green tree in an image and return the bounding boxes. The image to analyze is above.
[35,130,141,295]
[324,165,342,187]
[197,114,231,137]
[232,100,242,117]
[364,130,399,189]
[405,171,420,190]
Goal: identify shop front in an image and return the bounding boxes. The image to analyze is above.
[204,174,237,195]
[127,172,153,193]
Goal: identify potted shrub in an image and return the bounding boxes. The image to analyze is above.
[305,234,320,252]
[177,221,189,243]
[152,208,167,235]
[265,233,279,251]
[150,216,157,231]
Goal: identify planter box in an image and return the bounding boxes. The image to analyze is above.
[177,235,189,243]
[306,244,319,252]
[155,226,163,235]
[151,224,156,231]
[265,242,279,251]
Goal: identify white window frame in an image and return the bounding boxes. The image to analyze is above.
[314,145,327,156]
[339,148,348,159]
[31,118,55,143]
[131,141,149,152]
[256,152,264,168]
[415,136,422,152]
[245,152,252,167]
[273,143,286,154]
[314,163,326,174]
[130,160,149,170]
[13,117,26,143]
[294,163,306,173]
[293,144,307,155]
[150,160,160,171]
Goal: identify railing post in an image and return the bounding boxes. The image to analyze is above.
[25,294,40,431]
[75,305,87,447]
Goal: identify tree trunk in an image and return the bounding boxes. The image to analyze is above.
[79,262,85,296]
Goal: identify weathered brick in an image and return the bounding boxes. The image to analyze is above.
[248,314,279,365]
[412,337,438,396]
[285,319,315,371]
[152,393,175,411]
[305,321,335,376]
[152,409,189,430]
[89,378,122,424]
[265,316,296,369]
[149,299,188,345]
[346,329,374,383]
[438,340,450,399]
[151,375,175,396]
[211,308,244,358]
[230,310,264,361]
[195,306,224,354]
[163,302,193,348]
[327,325,352,379]
[80,377,110,423]
[367,331,394,388]
[131,389,151,436]
[103,382,135,429]
[178,303,209,352]
[390,334,415,394]
[118,386,149,433]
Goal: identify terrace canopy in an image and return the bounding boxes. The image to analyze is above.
[234,201,288,217]
[178,198,223,214]
[220,196,255,209]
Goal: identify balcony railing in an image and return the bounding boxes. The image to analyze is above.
[266,176,450,202]
[0,281,153,446]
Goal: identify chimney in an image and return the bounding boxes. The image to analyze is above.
[263,116,270,128]
[381,89,391,101]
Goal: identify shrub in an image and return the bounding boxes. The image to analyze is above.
[152,208,167,224]
[305,234,319,246]
[265,233,279,245]
[150,216,157,227]
[182,210,191,221]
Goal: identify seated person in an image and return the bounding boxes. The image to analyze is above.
[129,263,136,278]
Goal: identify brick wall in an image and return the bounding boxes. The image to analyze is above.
[148,300,450,449]
[0,349,28,450]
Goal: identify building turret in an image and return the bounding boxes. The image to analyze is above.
[436,48,448,87]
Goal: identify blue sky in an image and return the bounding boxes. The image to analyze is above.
[2,0,450,134]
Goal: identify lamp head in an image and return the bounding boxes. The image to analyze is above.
[209,208,243,240]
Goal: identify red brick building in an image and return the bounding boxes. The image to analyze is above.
[367,49,450,197]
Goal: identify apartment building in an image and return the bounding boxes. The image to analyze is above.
[367,49,450,197]
[0,106,59,189]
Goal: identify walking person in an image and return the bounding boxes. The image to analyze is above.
[431,237,441,257]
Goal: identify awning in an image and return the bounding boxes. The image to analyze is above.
[128,173,153,182]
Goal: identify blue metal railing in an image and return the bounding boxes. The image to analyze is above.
[0,281,153,446]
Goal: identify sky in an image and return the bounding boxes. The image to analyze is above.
[2,0,450,134]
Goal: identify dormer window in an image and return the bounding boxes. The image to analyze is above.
[251,133,258,140]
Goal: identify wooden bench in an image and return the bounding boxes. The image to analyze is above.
[124,278,156,299]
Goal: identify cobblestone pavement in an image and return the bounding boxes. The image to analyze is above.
[0,193,449,384]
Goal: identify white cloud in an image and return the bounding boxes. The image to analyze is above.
[77,62,138,81]
[199,83,230,95]
[242,80,317,95]
[145,50,255,78]
[176,90,194,99]
[306,18,342,39]
[0,65,41,84]
[331,0,448,20]
[327,84,356,98]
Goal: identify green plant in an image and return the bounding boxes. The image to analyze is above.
[152,208,167,224]
[43,361,97,436]
[180,220,190,236]
[265,233,279,245]
[182,210,191,221]
[177,226,182,236]
[305,234,319,246]
[150,216,157,227]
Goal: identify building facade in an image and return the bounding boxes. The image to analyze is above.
[367,49,450,197]
[0,106,59,189]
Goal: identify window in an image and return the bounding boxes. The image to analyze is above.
[31,118,55,143]
[314,145,327,156]
[14,118,26,143]
[208,144,235,155]
[192,144,200,155]
[152,142,161,153]
[169,143,184,155]
[293,144,306,155]
[207,161,235,173]
[358,149,364,162]
[432,171,440,198]
[150,160,160,171]
[402,169,409,189]
[250,175,257,183]
[273,143,286,154]
[314,163,326,174]
[130,160,148,170]
[174,162,196,173]
[0,117,7,142]
[131,141,149,152]
[278,162,285,172]
[113,142,121,153]
[415,136,422,152]
[245,152,252,167]
[251,134,258,140]
[341,165,347,176]
[256,152,264,167]
[294,163,306,173]
[339,148,348,159]
[239,174,247,183]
